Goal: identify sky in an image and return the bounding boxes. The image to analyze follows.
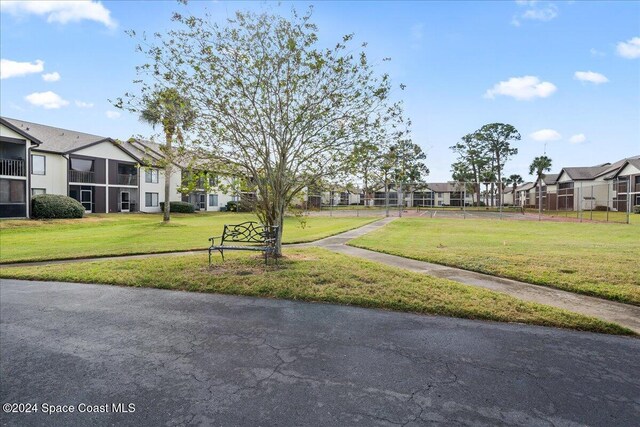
[1,0,639,183]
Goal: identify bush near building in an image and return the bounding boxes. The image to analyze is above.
[31,194,84,219]
[159,201,196,213]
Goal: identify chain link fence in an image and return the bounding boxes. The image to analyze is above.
[297,179,637,223]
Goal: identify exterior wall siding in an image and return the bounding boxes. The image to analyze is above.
[30,151,67,195]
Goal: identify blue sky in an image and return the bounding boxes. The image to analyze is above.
[1,0,638,182]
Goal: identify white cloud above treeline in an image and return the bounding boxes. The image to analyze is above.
[25,91,69,109]
[42,72,61,82]
[530,129,561,142]
[574,71,608,84]
[569,134,586,144]
[75,100,94,108]
[616,37,640,59]
[0,1,117,29]
[484,76,557,100]
[512,1,559,26]
[0,59,44,79]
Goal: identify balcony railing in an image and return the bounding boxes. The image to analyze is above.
[0,159,26,177]
[117,174,138,186]
[69,170,95,183]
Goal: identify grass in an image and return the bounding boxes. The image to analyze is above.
[0,212,378,264]
[0,247,632,335]
[535,209,633,223]
[349,217,640,305]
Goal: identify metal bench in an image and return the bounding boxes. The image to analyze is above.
[208,221,279,265]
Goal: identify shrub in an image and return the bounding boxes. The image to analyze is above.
[159,201,195,213]
[32,194,84,219]
[634,205,640,214]
[594,205,611,212]
[226,201,238,212]
[226,200,252,212]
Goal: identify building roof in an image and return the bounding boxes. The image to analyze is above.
[1,116,148,163]
[542,173,559,185]
[609,158,640,179]
[515,182,535,192]
[560,155,640,181]
[2,116,108,153]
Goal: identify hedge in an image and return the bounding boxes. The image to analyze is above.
[159,201,196,213]
[32,194,84,219]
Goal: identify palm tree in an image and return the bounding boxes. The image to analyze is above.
[529,156,553,217]
[140,88,196,222]
[480,169,496,207]
[506,174,524,206]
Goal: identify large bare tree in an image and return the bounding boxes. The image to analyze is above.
[124,7,397,256]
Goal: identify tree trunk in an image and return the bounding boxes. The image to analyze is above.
[163,131,173,223]
[163,163,172,222]
[273,202,285,257]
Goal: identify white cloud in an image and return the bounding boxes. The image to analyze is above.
[530,129,561,141]
[616,37,640,59]
[0,1,117,29]
[484,76,557,100]
[106,110,121,119]
[574,71,608,84]
[569,134,586,144]
[522,4,558,21]
[75,100,94,108]
[512,1,558,26]
[25,91,69,109]
[0,59,44,79]
[42,71,61,82]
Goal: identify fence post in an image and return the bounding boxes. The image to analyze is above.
[398,182,402,218]
[589,185,593,221]
[607,181,610,222]
[463,185,466,219]
[627,177,631,225]
[385,183,389,218]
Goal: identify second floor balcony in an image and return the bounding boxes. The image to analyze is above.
[0,158,26,177]
[117,173,138,186]
[69,170,95,183]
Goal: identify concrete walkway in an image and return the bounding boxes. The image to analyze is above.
[301,217,640,334]
[3,217,639,333]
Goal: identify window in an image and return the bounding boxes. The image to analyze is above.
[145,168,159,183]
[31,188,46,196]
[208,175,218,187]
[558,182,574,190]
[209,194,218,207]
[70,158,94,172]
[145,192,159,207]
[32,155,45,175]
[0,179,25,203]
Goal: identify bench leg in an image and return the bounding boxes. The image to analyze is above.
[219,249,225,262]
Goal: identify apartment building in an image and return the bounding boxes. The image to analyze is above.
[0,117,230,218]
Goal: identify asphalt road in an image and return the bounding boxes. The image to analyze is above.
[1,279,639,426]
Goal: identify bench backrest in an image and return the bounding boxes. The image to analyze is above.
[221,221,279,245]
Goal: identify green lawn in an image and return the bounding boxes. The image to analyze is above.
[0,248,631,335]
[0,212,378,263]
[535,209,633,223]
[349,218,640,305]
